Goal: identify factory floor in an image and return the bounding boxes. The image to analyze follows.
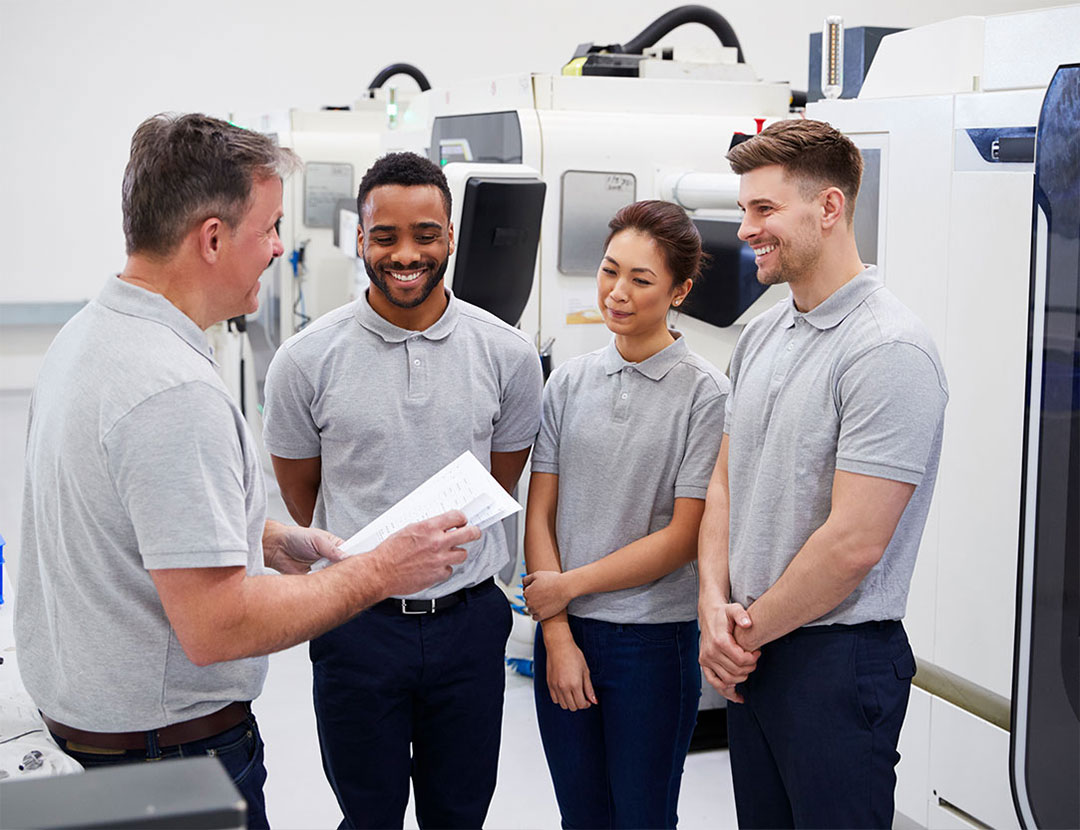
[1,389,737,829]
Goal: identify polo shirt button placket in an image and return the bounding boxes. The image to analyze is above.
[615,368,632,422]
[407,339,426,399]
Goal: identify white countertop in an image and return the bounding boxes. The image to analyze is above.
[0,589,82,782]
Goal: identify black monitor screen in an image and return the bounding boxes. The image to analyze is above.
[680,218,764,328]
[452,177,546,326]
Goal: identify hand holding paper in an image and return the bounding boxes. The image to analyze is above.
[311,451,522,571]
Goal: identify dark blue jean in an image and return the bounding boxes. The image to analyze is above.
[727,620,916,829]
[311,580,512,830]
[50,712,268,829]
[534,615,701,830]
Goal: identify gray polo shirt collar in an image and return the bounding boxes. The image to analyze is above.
[354,288,460,343]
[781,266,883,331]
[601,333,689,381]
[97,276,215,364]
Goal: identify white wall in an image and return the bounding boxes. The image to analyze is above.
[0,0,1056,375]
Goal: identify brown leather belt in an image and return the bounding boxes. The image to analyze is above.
[43,701,250,751]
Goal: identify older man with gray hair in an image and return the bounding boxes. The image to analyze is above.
[16,113,477,828]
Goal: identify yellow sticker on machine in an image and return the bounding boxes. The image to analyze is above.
[562,57,587,77]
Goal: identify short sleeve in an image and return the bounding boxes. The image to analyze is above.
[723,334,743,436]
[675,386,728,499]
[103,382,250,570]
[835,341,948,485]
[530,367,567,475]
[490,347,544,453]
[263,347,322,459]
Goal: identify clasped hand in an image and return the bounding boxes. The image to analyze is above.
[698,602,760,703]
[522,570,573,621]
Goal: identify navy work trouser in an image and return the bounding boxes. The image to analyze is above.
[727,620,917,829]
[311,580,512,830]
[534,615,701,829]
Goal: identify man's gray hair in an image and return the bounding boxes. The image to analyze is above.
[121,113,300,257]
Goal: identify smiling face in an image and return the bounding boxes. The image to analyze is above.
[737,164,824,287]
[219,175,284,317]
[358,184,454,328]
[597,229,690,342]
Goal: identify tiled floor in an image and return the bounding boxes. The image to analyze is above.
[1,388,738,829]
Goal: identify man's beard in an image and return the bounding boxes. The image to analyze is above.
[756,221,822,286]
[364,255,449,309]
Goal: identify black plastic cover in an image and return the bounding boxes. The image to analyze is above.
[679,218,764,328]
[581,54,643,77]
[1012,62,1080,830]
[451,177,547,327]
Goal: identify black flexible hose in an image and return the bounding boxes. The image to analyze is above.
[366,63,432,92]
[616,5,744,63]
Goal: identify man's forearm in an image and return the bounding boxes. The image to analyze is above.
[737,471,915,651]
[697,481,731,607]
[168,554,394,666]
[737,522,877,651]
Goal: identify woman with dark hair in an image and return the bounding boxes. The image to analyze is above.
[524,200,730,829]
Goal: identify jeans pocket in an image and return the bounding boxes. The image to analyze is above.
[851,634,881,732]
[893,646,917,680]
[207,722,259,785]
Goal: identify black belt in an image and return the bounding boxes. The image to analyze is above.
[372,577,494,615]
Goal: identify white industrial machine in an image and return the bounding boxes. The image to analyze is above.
[804,8,1079,829]
[413,7,798,374]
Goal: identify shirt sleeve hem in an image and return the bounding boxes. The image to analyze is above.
[674,485,709,500]
[530,460,559,475]
[262,441,322,459]
[835,457,924,486]
[490,437,537,453]
[142,550,251,570]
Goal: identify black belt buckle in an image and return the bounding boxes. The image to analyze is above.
[401,598,437,615]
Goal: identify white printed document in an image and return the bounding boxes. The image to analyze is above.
[311,451,521,570]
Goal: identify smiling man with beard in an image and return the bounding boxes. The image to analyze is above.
[262,152,544,829]
[697,120,949,829]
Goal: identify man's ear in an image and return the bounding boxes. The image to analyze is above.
[447,222,455,257]
[820,187,846,230]
[198,216,224,263]
[356,224,364,258]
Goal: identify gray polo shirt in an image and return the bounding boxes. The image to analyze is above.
[263,290,543,599]
[531,335,729,624]
[16,277,268,731]
[725,267,948,625]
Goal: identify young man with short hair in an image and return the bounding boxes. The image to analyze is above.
[263,152,544,829]
[698,119,949,829]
